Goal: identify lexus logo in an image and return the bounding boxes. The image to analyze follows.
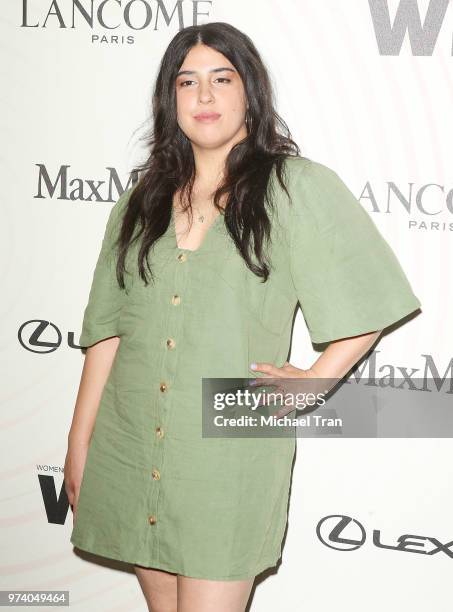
[317,514,453,557]
[317,515,366,551]
[18,320,80,353]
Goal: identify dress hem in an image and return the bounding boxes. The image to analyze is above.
[70,535,280,581]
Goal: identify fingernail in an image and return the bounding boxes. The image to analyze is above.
[250,363,257,370]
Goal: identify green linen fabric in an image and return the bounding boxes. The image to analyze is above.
[70,156,421,579]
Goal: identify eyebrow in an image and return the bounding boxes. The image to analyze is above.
[176,67,236,77]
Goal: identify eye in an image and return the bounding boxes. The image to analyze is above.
[178,77,232,88]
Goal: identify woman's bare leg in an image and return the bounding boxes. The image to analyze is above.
[134,565,177,612]
[177,575,255,612]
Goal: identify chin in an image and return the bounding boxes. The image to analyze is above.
[189,133,231,148]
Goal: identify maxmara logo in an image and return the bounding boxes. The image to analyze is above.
[369,0,451,56]
[21,0,212,44]
[34,164,138,202]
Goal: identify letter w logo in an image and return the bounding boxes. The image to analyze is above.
[368,0,449,55]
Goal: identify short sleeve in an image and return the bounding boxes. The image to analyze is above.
[78,189,132,349]
[288,159,422,344]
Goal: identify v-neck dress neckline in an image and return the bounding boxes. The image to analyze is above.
[170,206,225,254]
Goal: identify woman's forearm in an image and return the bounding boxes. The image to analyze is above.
[68,336,120,448]
[308,330,382,383]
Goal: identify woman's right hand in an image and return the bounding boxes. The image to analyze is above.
[64,441,89,526]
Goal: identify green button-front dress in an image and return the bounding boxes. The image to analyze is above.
[70,156,421,580]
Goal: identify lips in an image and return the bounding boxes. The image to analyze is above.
[194,112,221,121]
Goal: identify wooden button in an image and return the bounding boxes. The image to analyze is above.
[155,426,164,438]
[152,468,161,480]
[148,515,157,525]
[171,294,181,305]
[177,253,187,262]
[159,382,167,392]
[166,338,176,349]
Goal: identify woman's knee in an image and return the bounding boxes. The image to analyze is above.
[134,565,178,612]
[177,575,255,612]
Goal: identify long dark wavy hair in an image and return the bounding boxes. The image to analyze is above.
[116,21,301,289]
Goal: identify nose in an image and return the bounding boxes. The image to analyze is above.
[198,81,214,104]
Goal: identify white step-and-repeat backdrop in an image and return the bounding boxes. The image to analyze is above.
[2,1,451,610]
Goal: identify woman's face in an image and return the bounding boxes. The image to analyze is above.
[175,43,248,151]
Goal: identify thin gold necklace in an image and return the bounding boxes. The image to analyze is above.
[194,208,206,223]
[192,203,221,223]
[175,193,224,224]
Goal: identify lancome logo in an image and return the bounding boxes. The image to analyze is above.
[360,179,453,232]
[34,164,138,201]
[21,0,212,44]
[369,0,451,56]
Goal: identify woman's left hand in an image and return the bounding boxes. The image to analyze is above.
[249,360,312,380]
[248,360,321,418]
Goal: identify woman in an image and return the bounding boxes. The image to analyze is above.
[65,22,421,612]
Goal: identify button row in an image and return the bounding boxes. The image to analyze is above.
[150,257,186,527]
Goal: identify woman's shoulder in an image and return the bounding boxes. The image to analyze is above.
[101,185,137,244]
[282,154,340,187]
[281,155,363,227]
[116,184,136,209]
[110,184,136,221]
